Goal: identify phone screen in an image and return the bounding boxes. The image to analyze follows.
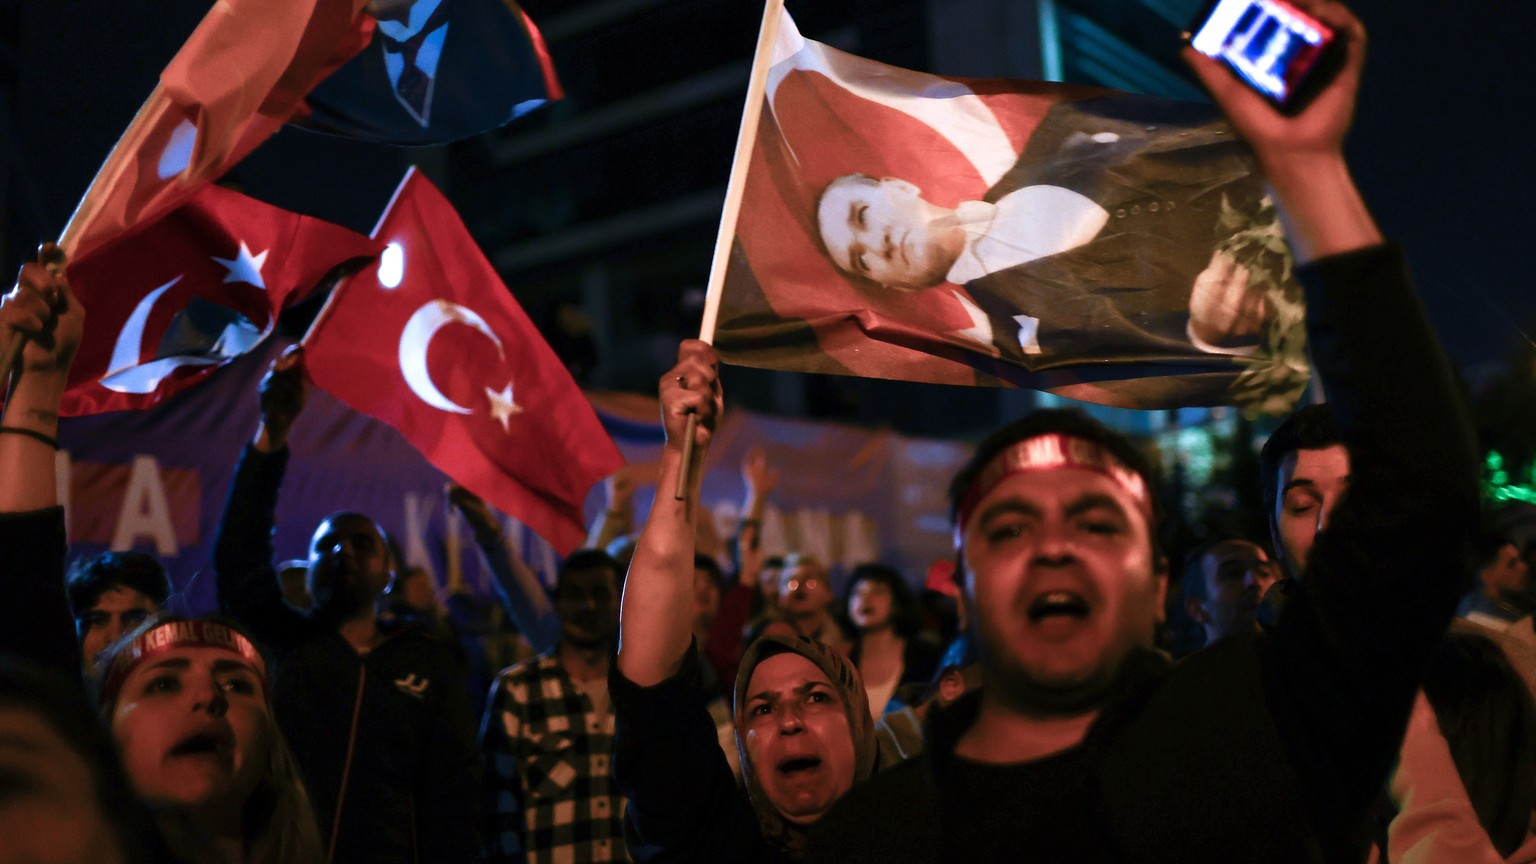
[1190,0,1334,104]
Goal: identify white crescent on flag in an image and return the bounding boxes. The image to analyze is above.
[398,299,505,414]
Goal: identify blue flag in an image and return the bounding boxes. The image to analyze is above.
[297,0,562,145]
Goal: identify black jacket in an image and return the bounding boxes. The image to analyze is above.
[215,444,480,863]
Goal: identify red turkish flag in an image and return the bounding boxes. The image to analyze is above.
[63,0,374,261]
[303,169,624,554]
[61,183,382,416]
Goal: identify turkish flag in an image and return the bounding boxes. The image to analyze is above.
[63,0,374,261]
[61,183,382,416]
[303,169,624,554]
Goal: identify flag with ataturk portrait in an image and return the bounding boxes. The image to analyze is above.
[62,0,374,262]
[302,168,624,554]
[61,183,384,416]
[706,5,1308,414]
[298,0,564,145]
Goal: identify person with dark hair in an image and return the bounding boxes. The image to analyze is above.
[213,346,480,863]
[1258,402,1343,579]
[1180,537,1277,649]
[1457,526,1533,630]
[807,4,1481,860]
[843,562,940,716]
[65,551,172,666]
[481,548,628,863]
[610,342,878,862]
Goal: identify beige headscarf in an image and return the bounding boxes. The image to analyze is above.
[733,633,877,854]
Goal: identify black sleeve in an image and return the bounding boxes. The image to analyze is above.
[1264,244,1480,860]
[212,444,310,653]
[611,653,766,863]
[0,507,82,677]
[415,644,483,862]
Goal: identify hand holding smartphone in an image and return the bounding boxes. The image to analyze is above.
[1186,0,1344,114]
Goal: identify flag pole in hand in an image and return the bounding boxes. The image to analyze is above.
[676,0,786,500]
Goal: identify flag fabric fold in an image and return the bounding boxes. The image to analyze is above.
[302,169,623,554]
[63,0,374,261]
[713,9,1308,413]
[62,183,383,416]
[299,0,564,145]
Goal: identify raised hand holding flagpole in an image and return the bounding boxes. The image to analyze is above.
[675,0,787,500]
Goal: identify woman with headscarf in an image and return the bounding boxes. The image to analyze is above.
[610,341,878,861]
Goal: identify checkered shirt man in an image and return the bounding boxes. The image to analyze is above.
[482,652,628,863]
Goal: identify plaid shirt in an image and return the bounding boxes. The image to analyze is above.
[482,652,628,863]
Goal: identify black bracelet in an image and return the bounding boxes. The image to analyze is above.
[0,426,58,449]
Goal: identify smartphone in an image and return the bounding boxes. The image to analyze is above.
[1187,0,1341,114]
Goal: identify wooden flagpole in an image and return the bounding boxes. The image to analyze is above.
[675,0,787,500]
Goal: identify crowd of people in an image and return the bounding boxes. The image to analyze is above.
[4,2,1535,862]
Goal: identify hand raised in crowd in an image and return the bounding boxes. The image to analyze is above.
[1184,0,1380,263]
[660,338,722,455]
[254,345,307,452]
[446,482,500,543]
[742,444,779,498]
[1183,0,1366,166]
[3,243,82,378]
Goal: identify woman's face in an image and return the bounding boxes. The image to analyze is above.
[848,579,895,632]
[110,645,271,813]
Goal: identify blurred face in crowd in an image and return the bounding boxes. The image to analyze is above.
[307,514,393,618]
[1190,540,1276,641]
[0,707,127,864]
[740,652,857,826]
[817,175,964,290]
[779,560,833,621]
[79,586,160,666]
[110,646,270,817]
[961,466,1165,714]
[1482,543,1532,605]
[848,578,895,632]
[1274,445,1351,576]
[555,565,619,649]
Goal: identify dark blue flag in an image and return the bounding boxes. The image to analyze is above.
[297,0,562,145]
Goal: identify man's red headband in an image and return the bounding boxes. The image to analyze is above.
[953,433,1152,539]
[99,619,266,704]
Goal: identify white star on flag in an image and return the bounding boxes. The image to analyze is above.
[485,381,522,432]
[212,241,270,290]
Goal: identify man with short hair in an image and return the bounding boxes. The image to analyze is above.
[814,95,1276,368]
[807,6,1480,861]
[214,346,480,863]
[1457,530,1532,630]
[1181,538,1277,647]
[481,548,629,863]
[64,551,171,665]
[1258,403,1348,579]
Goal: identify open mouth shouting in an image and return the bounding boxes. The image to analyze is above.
[1025,590,1093,639]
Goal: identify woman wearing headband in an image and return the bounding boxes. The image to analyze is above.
[1,250,323,863]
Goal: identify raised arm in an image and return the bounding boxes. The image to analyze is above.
[616,340,722,687]
[447,483,560,653]
[213,347,310,647]
[734,445,778,592]
[1188,5,1479,858]
[1182,3,1381,262]
[585,464,640,551]
[0,245,85,675]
